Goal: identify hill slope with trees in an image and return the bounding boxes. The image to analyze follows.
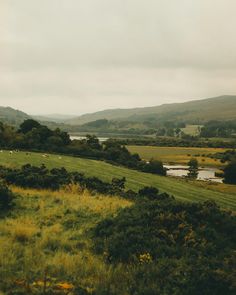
[67,95,236,125]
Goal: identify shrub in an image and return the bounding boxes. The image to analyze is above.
[94,197,236,263]
[224,161,236,184]
[0,180,14,210]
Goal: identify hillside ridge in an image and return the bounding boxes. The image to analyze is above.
[66,95,236,125]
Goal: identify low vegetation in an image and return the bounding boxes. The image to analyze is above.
[0,181,14,211]
[0,185,131,294]
[0,150,236,210]
[1,182,235,294]
[94,192,236,294]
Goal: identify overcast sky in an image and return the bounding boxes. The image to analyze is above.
[1,0,236,115]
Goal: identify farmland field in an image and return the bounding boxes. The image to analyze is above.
[181,124,202,136]
[127,145,227,167]
[0,150,235,210]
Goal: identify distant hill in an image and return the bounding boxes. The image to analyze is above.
[66,95,236,125]
[0,106,31,125]
[33,114,76,123]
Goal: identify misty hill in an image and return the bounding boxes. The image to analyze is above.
[67,95,236,125]
[33,114,76,123]
[0,106,30,125]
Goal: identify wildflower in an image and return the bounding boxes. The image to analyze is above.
[139,252,152,264]
[57,282,74,290]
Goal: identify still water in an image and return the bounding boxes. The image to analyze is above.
[164,165,223,183]
[70,135,108,142]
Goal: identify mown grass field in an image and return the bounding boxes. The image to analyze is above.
[0,186,131,293]
[181,124,202,136]
[127,145,227,167]
[0,150,236,210]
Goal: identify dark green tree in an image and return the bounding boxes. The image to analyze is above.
[19,119,41,134]
[187,158,199,179]
[224,161,236,184]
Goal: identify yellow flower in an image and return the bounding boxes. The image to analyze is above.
[139,252,152,264]
[57,282,74,290]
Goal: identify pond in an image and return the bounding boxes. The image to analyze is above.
[164,164,223,183]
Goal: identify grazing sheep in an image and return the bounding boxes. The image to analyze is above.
[9,151,13,155]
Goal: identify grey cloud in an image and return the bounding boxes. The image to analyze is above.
[0,0,236,114]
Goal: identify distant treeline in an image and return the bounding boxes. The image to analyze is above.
[0,120,166,176]
[200,120,236,138]
[117,136,236,148]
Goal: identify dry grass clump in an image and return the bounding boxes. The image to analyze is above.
[4,217,39,243]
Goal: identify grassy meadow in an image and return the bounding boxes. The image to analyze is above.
[0,186,131,293]
[0,150,235,210]
[181,124,202,136]
[127,145,227,167]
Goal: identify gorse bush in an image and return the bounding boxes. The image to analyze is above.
[0,180,14,210]
[93,195,236,294]
[0,164,137,198]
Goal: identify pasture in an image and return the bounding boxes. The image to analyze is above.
[127,145,227,167]
[181,124,202,136]
[0,150,235,210]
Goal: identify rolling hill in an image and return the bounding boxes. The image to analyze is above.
[33,113,76,123]
[66,95,236,125]
[0,106,30,125]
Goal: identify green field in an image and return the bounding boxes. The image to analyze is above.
[127,145,226,167]
[181,124,202,136]
[0,150,236,210]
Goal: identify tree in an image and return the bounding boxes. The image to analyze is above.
[142,159,167,176]
[175,128,181,137]
[223,161,236,184]
[187,158,199,179]
[19,119,41,134]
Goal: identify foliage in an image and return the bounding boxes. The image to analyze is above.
[211,149,236,163]
[141,159,166,175]
[187,158,199,179]
[200,120,236,138]
[0,150,235,210]
[118,136,236,149]
[0,186,131,294]
[0,120,166,176]
[94,196,236,294]
[0,164,136,199]
[224,161,236,184]
[0,181,14,210]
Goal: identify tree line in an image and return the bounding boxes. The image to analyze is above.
[0,119,166,176]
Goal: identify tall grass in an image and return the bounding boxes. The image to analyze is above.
[0,187,132,293]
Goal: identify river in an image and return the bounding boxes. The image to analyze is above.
[70,135,109,142]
